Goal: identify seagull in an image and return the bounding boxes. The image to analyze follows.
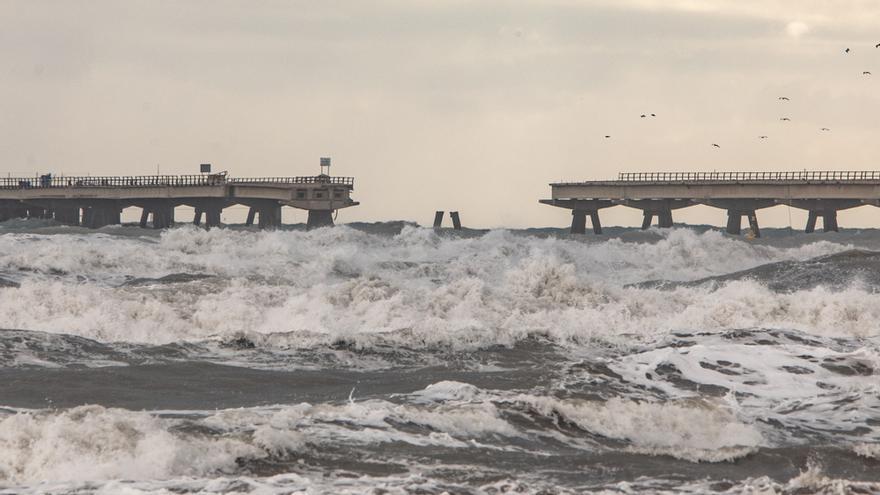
[876,43,880,48]
[845,48,851,53]
[604,135,611,138]
[820,127,831,131]
[711,143,721,148]
[780,117,791,121]
[640,114,646,118]
[759,135,768,139]
[650,113,656,117]
[778,96,790,101]
[864,71,872,75]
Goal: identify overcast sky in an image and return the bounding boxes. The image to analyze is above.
[3,1,880,228]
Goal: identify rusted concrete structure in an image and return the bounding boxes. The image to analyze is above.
[0,172,358,229]
[541,171,880,236]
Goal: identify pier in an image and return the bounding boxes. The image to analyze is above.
[540,171,880,236]
[0,172,358,229]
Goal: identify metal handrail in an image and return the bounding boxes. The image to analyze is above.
[228,176,354,185]
[0,175,354,189]
[615,171,880,182]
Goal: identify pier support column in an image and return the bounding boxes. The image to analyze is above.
[245,208,257,227]
[641,211,653,230]
[725,209,760,237]
[307,210,334,229]
[433,211,444,229]
[658,208,674,228]
[257,204,282,229]
[152,205,175,229]
[571,210,587,234]
[806,210,839,233]
[747,211,760,237]
[623,200,690,229]
[450,211,462,230]
[205,207,222,228]
[140,203,175,229]
[54,206,81,226]
[789,200,860,233]
[570,210,603,234]
[0,201,20,222]
[823,210,838,232]
[726,210,742,235]
[639,208,674,229]
[193,208,203,226]
[190,201,223,229]
[82,205,121,229]
[590,212,602,234]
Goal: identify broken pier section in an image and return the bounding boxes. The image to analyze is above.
[541,171,880,237]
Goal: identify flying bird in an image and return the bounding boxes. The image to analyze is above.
[640,114,646,118]
[845,48,851,53]
[864,71,872,75]
[780,117,791,121]
[778,96,790,101]
[650,113,656,117]
[876,43,880,48]
[711,143,721,148]
[759,135,768,139]
[820,127,831,131]
[604,135,611,138]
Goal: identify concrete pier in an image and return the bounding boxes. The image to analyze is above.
[0,172,358,230]
[541,171,880,236]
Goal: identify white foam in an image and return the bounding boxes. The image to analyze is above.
[505,395,762,462]
[0,405,256,484]
[0,227,872,348]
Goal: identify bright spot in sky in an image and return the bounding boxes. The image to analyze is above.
[786,21,810,38]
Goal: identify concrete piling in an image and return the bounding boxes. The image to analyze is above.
[570,209,602,234]
[450,211,462,230]
[590,211,602,234]
[82,203,121,228]
[307,210,333,229]
[571,210,587,234]
[257,204,282,229]
[54,206,81,226]
[725,209,761,237]
[433,211,444,229]
[747,212,760,237]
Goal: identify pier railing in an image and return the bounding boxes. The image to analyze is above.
[228,176,354,185]
[0,175,354,189]
[616,171,880,182]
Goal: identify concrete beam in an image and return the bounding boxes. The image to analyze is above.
[551,182,880,201]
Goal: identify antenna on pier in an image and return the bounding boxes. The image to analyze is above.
[320,157,331,176]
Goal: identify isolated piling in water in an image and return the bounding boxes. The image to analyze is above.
[450,211,462,230]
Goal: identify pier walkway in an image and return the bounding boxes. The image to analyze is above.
[541,171,880,236]
[0,173,358,229]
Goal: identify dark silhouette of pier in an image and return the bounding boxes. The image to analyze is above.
[0,173,358,229]
[541,171,880,236]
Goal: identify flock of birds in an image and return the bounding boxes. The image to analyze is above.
[603,43,879,147]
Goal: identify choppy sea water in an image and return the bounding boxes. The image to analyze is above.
[0,220,879,494]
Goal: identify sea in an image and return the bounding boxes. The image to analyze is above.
[0,220,878,494]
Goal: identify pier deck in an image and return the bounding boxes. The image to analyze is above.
[0,174,358,229]
[541,171,880,236]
